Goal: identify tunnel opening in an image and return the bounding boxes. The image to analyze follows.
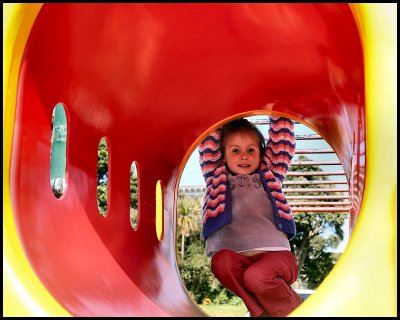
[176,114,350,316]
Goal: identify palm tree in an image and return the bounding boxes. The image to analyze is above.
[177,196,201,260]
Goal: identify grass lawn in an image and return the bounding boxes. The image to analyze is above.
[198,302,248,317]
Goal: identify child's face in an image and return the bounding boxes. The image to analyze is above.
[223,130,261,175]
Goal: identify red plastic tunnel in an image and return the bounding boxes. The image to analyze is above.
[9,4,366,316]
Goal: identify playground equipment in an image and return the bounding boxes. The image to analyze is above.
[3,3,396,317]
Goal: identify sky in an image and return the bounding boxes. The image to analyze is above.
[178,116,350,253]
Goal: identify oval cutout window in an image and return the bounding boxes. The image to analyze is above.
[130,161,139,230]
[156,180,164,241]
[50,103,67,199]
[97,137,109,217]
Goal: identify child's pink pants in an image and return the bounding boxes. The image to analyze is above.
[210,249,302,317]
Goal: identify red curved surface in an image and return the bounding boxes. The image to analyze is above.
[10,4,364,316]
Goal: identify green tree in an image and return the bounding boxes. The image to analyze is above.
[130,174,138,209]
[130,173,138,228]
[177,196,202,260]
[287,155,346,289]
[97,184,108,216]
[178,238,234,304]
[97,138,108,216]
[96,139,138,221]
[97,138,109,184]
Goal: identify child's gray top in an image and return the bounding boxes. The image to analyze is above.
[206,172,290,257]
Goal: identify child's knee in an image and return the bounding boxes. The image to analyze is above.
[211,249,235,274]
[243,269,261,292]
[243,269,274,294]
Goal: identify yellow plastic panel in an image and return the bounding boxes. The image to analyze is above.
[291,3,397,316]
[3,3,70,317]
[156,180,164,241]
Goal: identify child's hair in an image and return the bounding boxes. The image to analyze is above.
[220,118,266,160]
